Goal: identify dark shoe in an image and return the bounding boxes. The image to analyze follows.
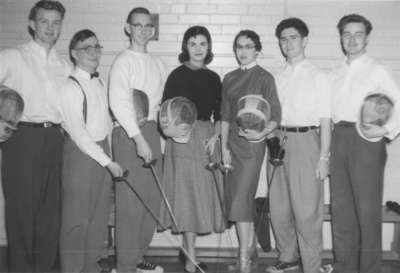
[320,264,339,273]
[97,256,115,273]
[265,260,300,273]
[136,261,164,273]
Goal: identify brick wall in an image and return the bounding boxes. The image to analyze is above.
[1,0,400,250]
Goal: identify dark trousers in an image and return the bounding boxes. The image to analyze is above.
[1,126,64,272]
[330,122,386,273]
[112,122,162,273]
[60,138,112,273]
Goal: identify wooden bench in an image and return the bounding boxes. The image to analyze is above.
[147,204,400,261]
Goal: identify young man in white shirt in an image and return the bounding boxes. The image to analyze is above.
[325,14,400,273]
[109,7,167,273]
[0,1,70,272]
[266,18,331,273]
[58,29,123,273]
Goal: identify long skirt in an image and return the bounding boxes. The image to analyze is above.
[160,121,225,234]
[225,129,267,222]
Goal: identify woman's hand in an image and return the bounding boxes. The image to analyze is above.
[205,133,219,155]
[238,120,277,142]
[221,146,232,166]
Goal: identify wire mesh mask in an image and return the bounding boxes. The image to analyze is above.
[359,93,393,126]
[159,96,197,143]
[0,85,24,126]
[133,89,149,127]
[356,92,394,142]
[236,94,271,133]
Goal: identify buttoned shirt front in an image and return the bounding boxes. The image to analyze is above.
[274,59,331,127]
[331,54,400,139]
[0,40,71,123]
[109,49,167,138]
[59,68,112,166]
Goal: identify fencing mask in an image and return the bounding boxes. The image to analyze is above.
[356,92,394,142]
[133,89,149,127]
[236,94,271,142]
[159,96,197,143]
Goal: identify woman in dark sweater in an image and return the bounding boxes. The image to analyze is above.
[160,26,225,273]
[220,30,281,273]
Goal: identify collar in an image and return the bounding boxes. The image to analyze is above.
[344,52,369,67]
[284,58,309,72]
[73,67,98,80]
[240,61,257,70]
[184,61,206,71]
[28,40,57,60]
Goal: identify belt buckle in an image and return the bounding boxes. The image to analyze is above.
[43,122,51,128]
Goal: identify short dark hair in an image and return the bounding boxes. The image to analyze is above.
[233,29,262,53]
[28,0,65,37]
[178,26,214,65]
[275,17,309,38]
[126,7,150,24]
[69,29,97,65]
[337,14,373,35]
[28,0,65,21]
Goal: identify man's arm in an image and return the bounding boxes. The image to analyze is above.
[109,55,152,162]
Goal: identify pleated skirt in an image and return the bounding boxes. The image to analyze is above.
[160,120,225,234]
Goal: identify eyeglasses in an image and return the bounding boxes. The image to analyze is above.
[235,44,256,51]
[341,32,366,40]
[75,45,103,54]
[129,23,154,31]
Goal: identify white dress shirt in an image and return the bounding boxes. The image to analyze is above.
[331,54,400,139]
[0,40,71,123]
[109,49,167,138]
[274,59,331,126]
[59,68,112,167]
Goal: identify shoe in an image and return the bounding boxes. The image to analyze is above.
[136,261,164,273]
[98,256,115,273]
[265,260,300,273]
[320,264,338,273]
[226,250,258,272]
[179,249,208,272]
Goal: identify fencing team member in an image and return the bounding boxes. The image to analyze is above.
[0,1,70,271]
[58,29,123,273]
[266,18,331,273]
[221,30,281,273]
[109,7,167,273]
[328,14,400,273]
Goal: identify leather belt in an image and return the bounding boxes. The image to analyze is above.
[279,126,318,133]
[18,121,61,128]
[335,121,355,127]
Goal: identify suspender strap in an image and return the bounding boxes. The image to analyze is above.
[68,75,87,123]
